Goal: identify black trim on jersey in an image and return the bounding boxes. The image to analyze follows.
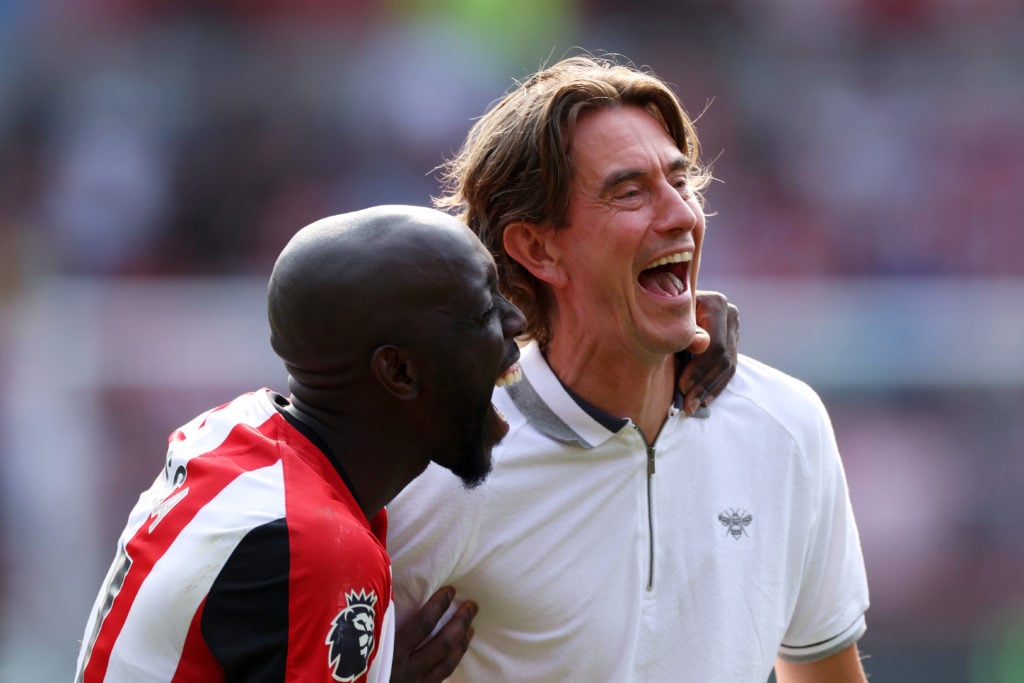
[272,392,365,512]
[203,518,290,682]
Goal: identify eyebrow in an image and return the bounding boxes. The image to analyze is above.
[600,154,691,195]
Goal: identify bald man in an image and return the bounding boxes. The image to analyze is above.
[75,205,527,683]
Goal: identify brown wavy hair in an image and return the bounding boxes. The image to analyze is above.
[434,54,712,346]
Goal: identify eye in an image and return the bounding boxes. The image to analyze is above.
[475,304,497,326]
[671,175,692,199]
[614,184,645,201]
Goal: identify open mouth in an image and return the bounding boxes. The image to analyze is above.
[638,251,691,298]
[487,358,522,444]
[495,361,522,388]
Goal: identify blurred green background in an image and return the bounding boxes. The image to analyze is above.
[1,1,1022,680]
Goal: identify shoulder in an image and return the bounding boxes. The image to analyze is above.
[703,355,839,480]
[723,355,831,432]
[174,389,279,440]
[166,389,285,481]
[288,492,385,565]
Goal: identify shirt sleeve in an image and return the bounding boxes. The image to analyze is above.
[778,398,870,662]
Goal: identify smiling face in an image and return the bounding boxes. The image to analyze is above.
[546,105,705,365]
[270,205,525,498]
[422,228,525,488]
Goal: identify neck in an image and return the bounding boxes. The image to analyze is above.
[542,337,677,444]
[285,396,426,520]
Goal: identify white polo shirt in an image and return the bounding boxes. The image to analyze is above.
[387,341,868,682]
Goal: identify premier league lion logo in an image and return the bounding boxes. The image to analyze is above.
[325,589,378,681]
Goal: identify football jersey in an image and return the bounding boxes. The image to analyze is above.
[76,389,395,682]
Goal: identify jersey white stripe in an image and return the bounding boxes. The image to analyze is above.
[103,461,286,681]
[365,598,396,683]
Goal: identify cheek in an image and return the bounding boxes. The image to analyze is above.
[470,333,503,387]
[692,220,706,283]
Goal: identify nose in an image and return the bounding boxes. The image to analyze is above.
[499,295,527,340]
[655,180,701,234]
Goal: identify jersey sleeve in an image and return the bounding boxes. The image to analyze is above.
[778,394,870,662]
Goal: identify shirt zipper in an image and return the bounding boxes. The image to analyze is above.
[634,424,657,591]
[646,441,656,591]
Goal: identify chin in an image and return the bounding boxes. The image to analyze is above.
[435,396,502,488]
[669,319,700,352]
[451,448,493,490]
[439,421,495,489]
[646,334,697,358]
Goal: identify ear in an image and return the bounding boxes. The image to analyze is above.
[503,221,567,288]
[370,345,420,401]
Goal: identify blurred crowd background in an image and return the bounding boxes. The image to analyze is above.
[1,1,1022,681]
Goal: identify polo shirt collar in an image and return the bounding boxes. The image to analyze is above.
[506,340,697,448]
[505,340,615,448]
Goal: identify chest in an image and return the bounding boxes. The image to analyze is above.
[452,421,815,675]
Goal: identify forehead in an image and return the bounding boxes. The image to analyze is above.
[570,106,682,178]
[451,230,496,277]
[429,231,497,302]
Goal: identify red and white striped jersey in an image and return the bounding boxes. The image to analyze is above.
[76,389,395,683]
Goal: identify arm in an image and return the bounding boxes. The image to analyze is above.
[390,587,477,683]
[679,290,740,415]
[774,643,867,683]
[773,380,870,682]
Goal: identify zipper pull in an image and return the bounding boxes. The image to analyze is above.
[633,423,656,475]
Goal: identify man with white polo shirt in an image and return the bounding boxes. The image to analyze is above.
[386,54,869,682]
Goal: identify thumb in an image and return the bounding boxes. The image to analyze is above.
[688,327,711,355]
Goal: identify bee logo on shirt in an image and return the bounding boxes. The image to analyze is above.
[718,508,753,539]
[326,589,378,681]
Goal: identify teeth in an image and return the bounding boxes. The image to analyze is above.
[495,362,523,388]
[645,252,692,270]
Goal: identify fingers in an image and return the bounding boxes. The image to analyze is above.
[393,587,456,658]
[391,588,478,683]
[411,600,478,683]
[694,290,728,330]
[687,327,711,356]
[683,355,735,414]
[679,292,740,415]
[724,301,740,357]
